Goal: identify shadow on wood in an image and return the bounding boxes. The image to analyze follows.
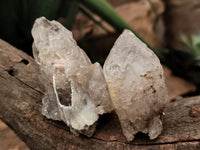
[0,39,200,149]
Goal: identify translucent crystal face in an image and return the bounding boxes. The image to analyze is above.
[103,30,167,141]
[32,17,113,136]
[32,17,167,141]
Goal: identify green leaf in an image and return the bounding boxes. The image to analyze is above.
[180,35,194,54]
[80,0,132,31]
[80,0,161,59]
[180,34,200,61]
[191,35,200,55]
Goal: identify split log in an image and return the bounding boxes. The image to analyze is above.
[0,39,200,150]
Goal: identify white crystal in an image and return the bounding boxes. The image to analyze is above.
[32,17,113,136]
[32,17,167,141]
[103,30,167,141]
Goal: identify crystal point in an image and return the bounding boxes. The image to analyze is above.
[32,17,113,136]
[103,29,167,141]
[32,17,167,141]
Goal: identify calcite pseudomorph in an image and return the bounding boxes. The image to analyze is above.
[103,30,167,141]
[32,17,113,136]
[32,17,167,141]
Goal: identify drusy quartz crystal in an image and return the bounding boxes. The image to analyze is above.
[103,30,167,141]
[32,17,113,136]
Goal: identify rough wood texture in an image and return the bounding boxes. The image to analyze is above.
[0,39,200,150]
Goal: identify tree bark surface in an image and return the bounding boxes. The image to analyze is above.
[0,39,200,150]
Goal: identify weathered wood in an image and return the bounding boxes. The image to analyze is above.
[0,39,200,150]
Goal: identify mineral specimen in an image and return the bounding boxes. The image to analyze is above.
[32,17,167,141]
[32,17,113,136]
[103,30,167,141]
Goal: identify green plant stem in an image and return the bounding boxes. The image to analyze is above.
[80,0,162,59]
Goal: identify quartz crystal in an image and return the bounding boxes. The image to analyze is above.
[32,17,113,136]
[32,17,167,141]
[103,30,167,141]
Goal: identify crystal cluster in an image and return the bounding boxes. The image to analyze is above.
[32,17,113,136]
[32,17,167,140]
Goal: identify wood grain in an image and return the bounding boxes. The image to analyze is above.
[0,39,200,149]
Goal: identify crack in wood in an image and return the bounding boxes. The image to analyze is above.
[14,76,44,95]
[1,39,200,149]
[90,135,200,146]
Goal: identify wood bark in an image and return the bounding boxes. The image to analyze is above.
[0,39,200,150]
